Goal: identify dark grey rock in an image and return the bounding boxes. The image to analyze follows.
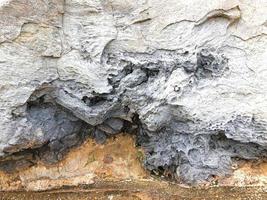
[1,48,267,184]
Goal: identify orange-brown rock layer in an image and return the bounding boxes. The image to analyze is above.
[0,134,148,191]
[1,134,267,192]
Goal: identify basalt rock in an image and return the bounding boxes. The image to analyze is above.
[0,0,267,184]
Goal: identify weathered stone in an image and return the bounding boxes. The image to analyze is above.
[0,0,267,185]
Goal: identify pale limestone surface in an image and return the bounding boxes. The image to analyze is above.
[0,0,267,184]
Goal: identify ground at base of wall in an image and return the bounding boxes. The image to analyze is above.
[0,180,267,200]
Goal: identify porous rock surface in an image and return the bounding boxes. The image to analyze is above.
[0,0,267,184]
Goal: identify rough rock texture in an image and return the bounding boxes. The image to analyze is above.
[1,134,267,192]
[0,0,267,184]
[0,135,148,191]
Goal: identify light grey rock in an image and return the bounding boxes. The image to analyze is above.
[0,0,267,184]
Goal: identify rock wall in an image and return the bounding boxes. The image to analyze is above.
[0,0,267,185]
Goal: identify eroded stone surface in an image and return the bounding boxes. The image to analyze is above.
[1,134,267,192]
[0,0,267,185]
[0,135,147,191]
